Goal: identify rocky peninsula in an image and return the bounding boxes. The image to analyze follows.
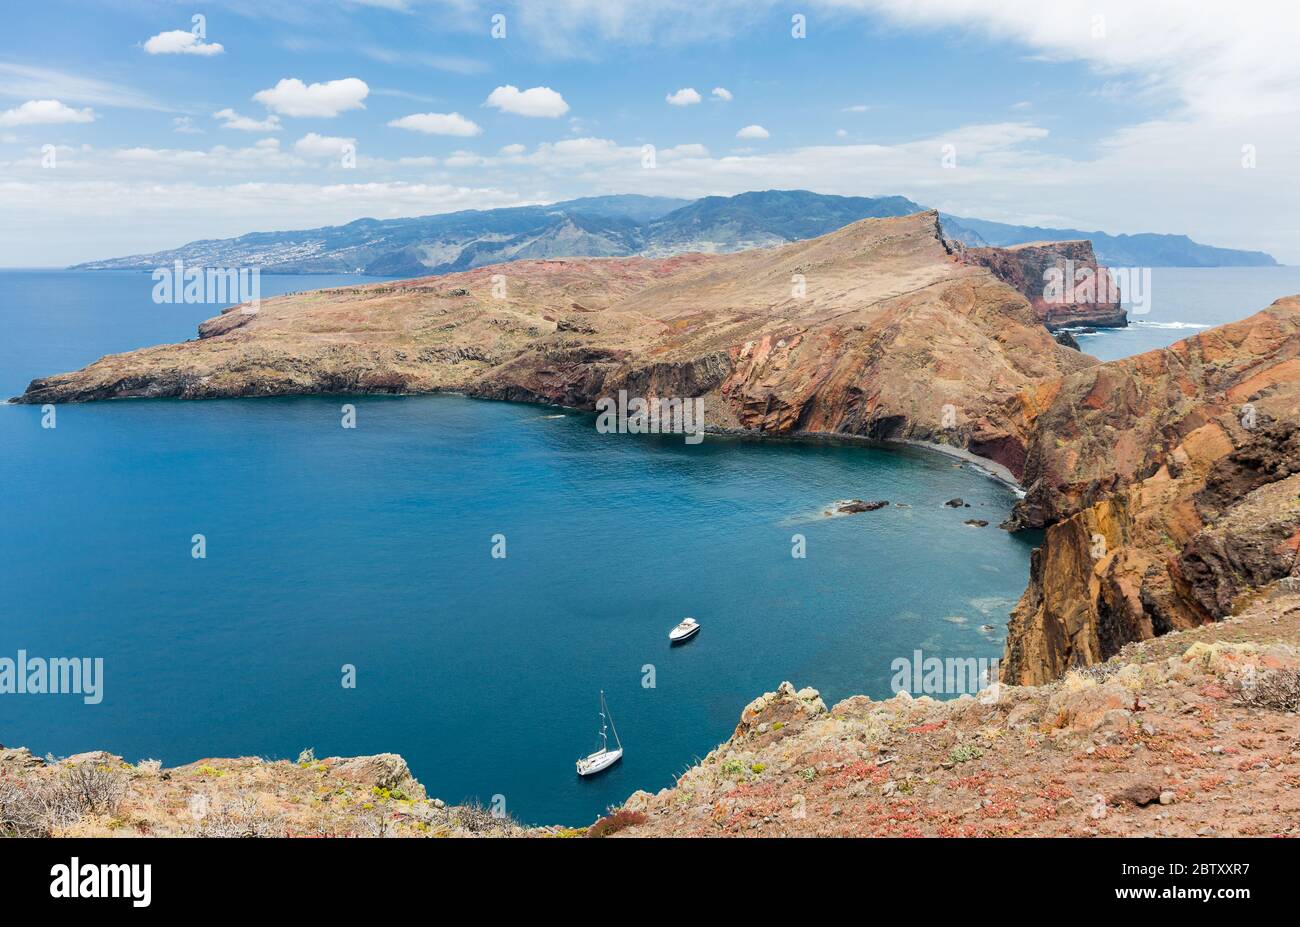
[9,210,1300,837]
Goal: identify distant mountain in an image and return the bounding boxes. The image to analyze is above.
[940,214,1277,267]
[549,194,689,222]
[641,190,925,255]
[71,190,1278,275]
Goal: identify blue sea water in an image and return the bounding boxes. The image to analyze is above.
[6,264,1288,826]
[1071,266,1300,361]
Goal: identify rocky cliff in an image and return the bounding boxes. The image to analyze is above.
[958,240,1128,331]
[1001,300,1300,684]
[16,212,1100,481]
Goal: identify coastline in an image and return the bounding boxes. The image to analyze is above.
[5,382,1026,494]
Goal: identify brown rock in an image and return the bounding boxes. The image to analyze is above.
[839,499,889,513]
[1113,784,1162,807]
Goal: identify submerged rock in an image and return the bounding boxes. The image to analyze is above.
[838,499,889,514]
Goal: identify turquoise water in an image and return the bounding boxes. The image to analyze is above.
[1073,266,1300,361]
[2,270,1031,826]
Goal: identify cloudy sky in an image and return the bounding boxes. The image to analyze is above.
[2,0,1296,265]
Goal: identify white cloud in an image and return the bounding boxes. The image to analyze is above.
[213,108,282,132]
[443,150,488,168]
[485,85,569,118]
[172,116,203,134]
[666,87,701,106]
[294,133,355,158]
[711,87,733,102]
[527,137,624,165]
[105,138,300,172]
[0,99,95,127]
[660,143,710,159]
[1011,100,1032,110]
[142,30,224,56]
[253,78,369,118]
[736,124,769,139]
[387,112,483,136]
[841,104,871,113]
[499,143,526,155]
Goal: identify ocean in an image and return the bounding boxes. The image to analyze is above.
[0,265,1292,826]
[1069,266,1300,360]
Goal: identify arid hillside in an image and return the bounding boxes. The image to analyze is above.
[17,211,1100,480]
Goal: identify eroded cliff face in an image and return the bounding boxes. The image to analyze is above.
[957,239,1127,331]
[16,212,1095,479]
[1002,301,1300,684]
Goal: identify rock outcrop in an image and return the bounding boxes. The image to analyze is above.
[0,748,541,837]
[1001,300,1300,684]
[958,240,1127,331]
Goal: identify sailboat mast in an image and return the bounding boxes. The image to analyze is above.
[598,690,608,750]
[603,691,623,750]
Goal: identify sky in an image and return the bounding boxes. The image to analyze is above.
[1,0,1297,265]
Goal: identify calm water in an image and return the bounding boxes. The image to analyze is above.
[1073,266,1300,360]
[0,268,1121,826]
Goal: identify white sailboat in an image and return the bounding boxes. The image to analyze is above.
[576,690,623,776]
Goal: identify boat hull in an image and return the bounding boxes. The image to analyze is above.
[576,747,623,777]
[669,624,700,644]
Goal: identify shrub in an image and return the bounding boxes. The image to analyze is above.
[588,809,647,838]
[0,763,127,836]
[0,777,69,836]
[191,793,283,838]
[720,759,746,778]
[451,799,517,834]
[60,763,127,815]
[1237,669,1300,712]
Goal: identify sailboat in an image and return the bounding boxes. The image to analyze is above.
[575,690,623,776]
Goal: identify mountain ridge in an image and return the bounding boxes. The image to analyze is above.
[70,190,1277,275]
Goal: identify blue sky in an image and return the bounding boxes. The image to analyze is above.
[1,1,1295,264]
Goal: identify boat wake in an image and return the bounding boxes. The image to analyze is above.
[1128,320,1211,330]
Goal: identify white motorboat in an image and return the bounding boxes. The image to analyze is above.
[576,690,623,777]
[668,616,700,644]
